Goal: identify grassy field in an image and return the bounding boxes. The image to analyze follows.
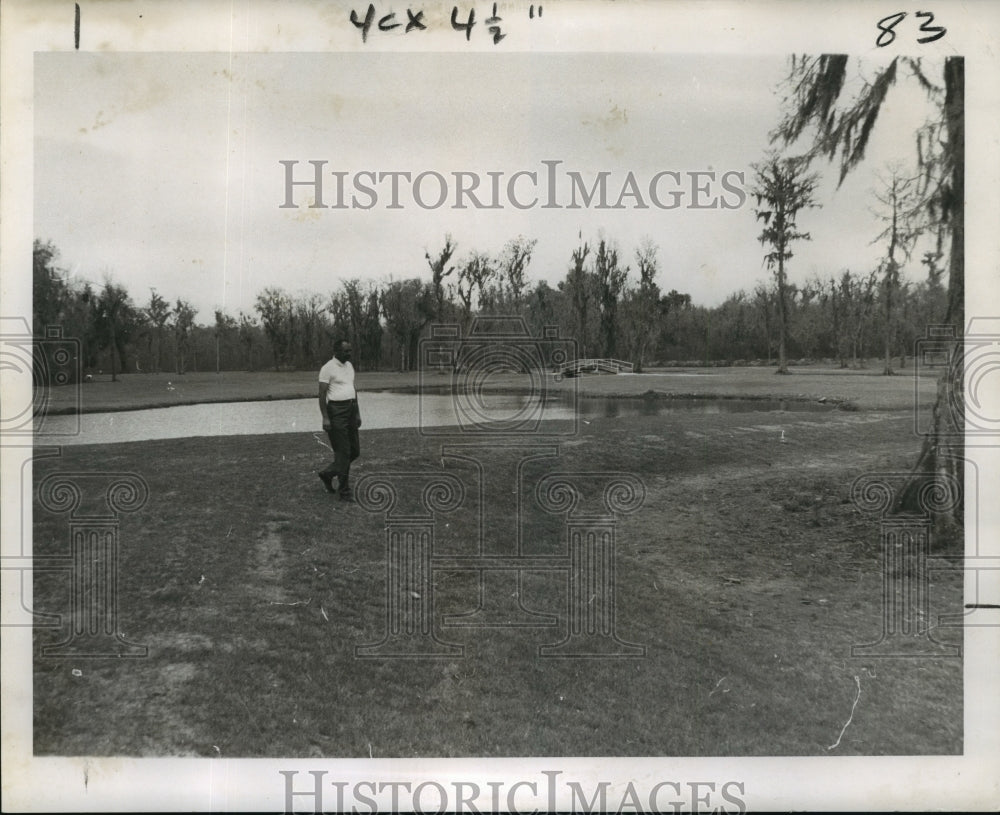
[32,367,963,757]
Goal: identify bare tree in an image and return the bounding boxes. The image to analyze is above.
[631,239,664,372]
[425,235,457,321]
[496,236,537,312]
[456,251,494,331]
[870,164,923,375]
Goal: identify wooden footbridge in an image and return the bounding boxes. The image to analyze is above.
[557,358,634,376]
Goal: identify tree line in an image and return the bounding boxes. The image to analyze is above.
[31,221,947,382]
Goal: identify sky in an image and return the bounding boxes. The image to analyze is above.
[34,51,939,321]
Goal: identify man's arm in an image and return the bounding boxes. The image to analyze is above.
[318,383,329,428]
[351,364,360,427]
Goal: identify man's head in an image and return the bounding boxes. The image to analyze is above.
[334,339,352,363]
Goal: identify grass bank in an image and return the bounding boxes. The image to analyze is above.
[33,405,962,757]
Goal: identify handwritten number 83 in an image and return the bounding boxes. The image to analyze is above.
[877,11,946,47]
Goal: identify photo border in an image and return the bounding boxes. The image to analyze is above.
[3,0,998,811]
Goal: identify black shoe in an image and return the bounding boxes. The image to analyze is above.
[318,473,335,494]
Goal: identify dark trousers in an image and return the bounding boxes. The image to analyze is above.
[320,400,360,495]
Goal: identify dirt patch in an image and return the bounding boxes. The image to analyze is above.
[250,519,295,605]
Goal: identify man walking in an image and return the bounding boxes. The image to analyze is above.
[318,339,361,501]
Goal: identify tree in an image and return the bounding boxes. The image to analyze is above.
[524,279,562,339]
[496,236,537,312]
[255,287,293,371]
[294,292,327,369]
[93,280,136,382]
[145,289,171,372]
[848,269,879,368]
[213,309,237,373]
[919,239,948,323]
[335,279,381,371]
[792,278,823,360]
[456,251,494,330]
[32,239,70,337]
[381,278,433,371]
[870,165,923,375]
[750,153,820,373]
[362,287,383,370]
[66,281,99,372]
[752,282,777,364]
[238,311,258,371]
[630,239,664,372]
[593,238,629,359]
[32,240,93,382]
[820,273,851,368]
[561,238,592,358]
[662,289,692,358]
[772,54,964,529]
[425,235,457,322]
[171,299,197,374]
[712,290,759,362]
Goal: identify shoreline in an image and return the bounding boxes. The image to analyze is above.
[40,386,860,417]
[36,366,936,416]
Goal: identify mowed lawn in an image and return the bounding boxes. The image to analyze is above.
[32,369,963,757]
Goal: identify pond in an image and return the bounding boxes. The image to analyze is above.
[35,392,836,446]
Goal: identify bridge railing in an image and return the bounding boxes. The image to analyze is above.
[557,358,634,375]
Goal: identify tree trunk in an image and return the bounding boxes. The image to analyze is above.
[882,316,894,374]
[110,324,118,382]
[776,261,789,374]
[882,275,893,376]
[895,56,964,538]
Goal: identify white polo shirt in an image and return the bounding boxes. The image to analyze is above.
[319,357,356,402]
